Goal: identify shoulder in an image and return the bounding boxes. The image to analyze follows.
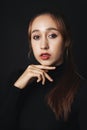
[74,74,87,129]
[71,74,87,117]
[0,69,24,105]
[78,75,87,97]
[75,73,87,106]
[75,72,87,93]
[0,69,24,97]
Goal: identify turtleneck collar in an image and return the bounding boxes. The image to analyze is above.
[47,61,66,83]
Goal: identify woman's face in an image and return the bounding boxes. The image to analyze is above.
[29,14,66,66]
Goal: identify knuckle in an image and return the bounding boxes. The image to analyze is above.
[28,65,32,68]
[27,65,34,71]
[38,73,41,77]
[40,70,44,75]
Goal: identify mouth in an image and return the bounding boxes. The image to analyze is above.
[40,53,51,60]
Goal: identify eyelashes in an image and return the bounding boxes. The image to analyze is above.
[32,33,58,40]
[33,35,40,40]
[48,34,57,38]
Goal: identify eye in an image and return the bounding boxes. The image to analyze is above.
[33,35,40,40]
[48,33,57,39]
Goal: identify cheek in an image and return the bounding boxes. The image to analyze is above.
[31,44,40,56]
[31,41,37,51]
[31,39,40,51]
[51,39,64,55]
[53,46,64,57]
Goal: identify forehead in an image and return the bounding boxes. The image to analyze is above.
[31,14,59,31]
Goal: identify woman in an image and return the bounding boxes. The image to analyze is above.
[0,9,87,129]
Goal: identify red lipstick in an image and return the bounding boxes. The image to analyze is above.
[40,53,51,60]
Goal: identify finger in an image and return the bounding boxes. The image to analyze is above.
[36,71,45,85]
[44,72,53,82]
[28,66,46,84]
[28,65,53,84]
[37,74,42,83]
[33,72,45,85]
[41,72,45,85]
[32,65,56,70]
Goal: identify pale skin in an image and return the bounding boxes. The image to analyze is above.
[14,14,67,89]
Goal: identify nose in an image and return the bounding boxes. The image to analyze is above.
[40,37,49,50]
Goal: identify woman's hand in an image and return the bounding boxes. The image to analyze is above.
[14,65,56,89]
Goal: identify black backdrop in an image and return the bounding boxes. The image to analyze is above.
[0,0,87,86]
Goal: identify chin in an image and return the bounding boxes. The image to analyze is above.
[39,61,55,66]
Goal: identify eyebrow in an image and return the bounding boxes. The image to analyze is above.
[31,27,59,33]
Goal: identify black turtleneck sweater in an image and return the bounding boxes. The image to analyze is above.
[0,63,87,130]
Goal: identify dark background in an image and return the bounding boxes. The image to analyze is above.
[0,0,87,86]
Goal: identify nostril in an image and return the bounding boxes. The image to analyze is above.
[40,45,49,49]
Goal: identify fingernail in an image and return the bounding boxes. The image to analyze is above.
[50,79,53,82]
[42,82,45,85]
[37,80,39,83]
[53,67,56,69]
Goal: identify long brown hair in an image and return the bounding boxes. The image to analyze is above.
[28,9,80,121]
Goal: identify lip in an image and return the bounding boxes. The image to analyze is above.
[40,53,51,60]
